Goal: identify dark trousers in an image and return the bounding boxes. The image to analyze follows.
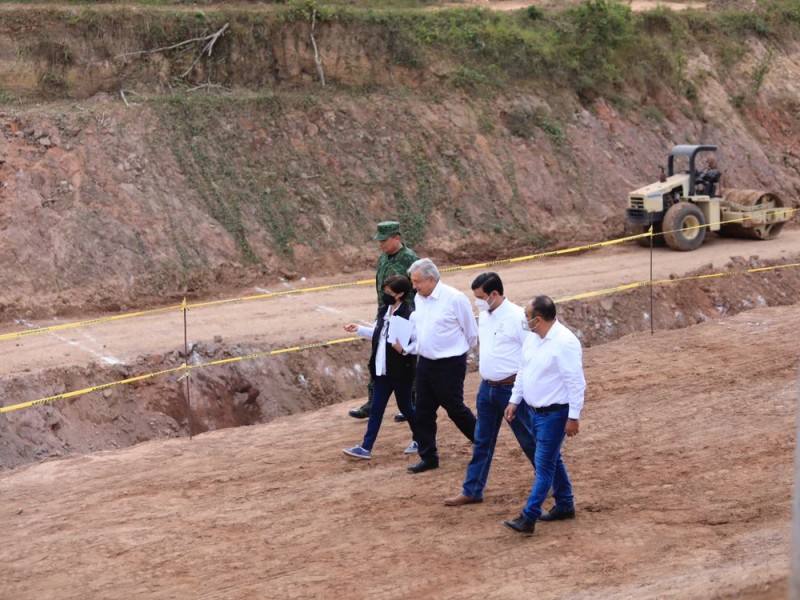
[361,375,417,451]
[361,374,416,413]
[415,354,476,464]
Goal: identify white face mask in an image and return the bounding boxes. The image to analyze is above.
[474,293,496,313]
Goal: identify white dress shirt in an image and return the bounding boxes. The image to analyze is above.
[406,280,478,360]
[355,306,401,376]
[477,298,528,381]
[509,319,586,420]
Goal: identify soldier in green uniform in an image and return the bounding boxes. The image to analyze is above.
[349,221,419,426]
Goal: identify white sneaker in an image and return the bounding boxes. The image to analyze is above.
[404,441,419,455]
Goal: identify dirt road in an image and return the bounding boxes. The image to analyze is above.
[1,230,797,379]
[1,301,796,599]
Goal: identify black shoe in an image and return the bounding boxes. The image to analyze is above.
[394,412,407,423]
[539,506,575,522]
[348,407,370,419]
[502,514,535,535]
[407,459,439,474]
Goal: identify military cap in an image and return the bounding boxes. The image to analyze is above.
[374,221,402,241]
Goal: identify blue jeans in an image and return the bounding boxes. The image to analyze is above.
[521,404,575,521]
[361,375,417,451]
[462,381,536,499]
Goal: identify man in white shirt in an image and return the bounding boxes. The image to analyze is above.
[403,258,478,474]
[502,295,586,536]
[443,272,536,506]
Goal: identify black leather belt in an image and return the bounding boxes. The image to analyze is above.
[531,403,568,414]
[419,353,466,363]
[486,375,516,387]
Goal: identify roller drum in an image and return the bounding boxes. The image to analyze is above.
[718,189,788,240]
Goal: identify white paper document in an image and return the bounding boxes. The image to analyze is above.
[387,314,413,348]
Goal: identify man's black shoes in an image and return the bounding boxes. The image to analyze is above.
[348,406,370,419]
[502,514,535,535]
[538,506,576,522]
[407,459,439,474]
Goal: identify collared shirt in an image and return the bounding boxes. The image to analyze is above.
[356,306,406,376]
[477,298,528,381]
[407,280,477,360]
[509,319,586,420]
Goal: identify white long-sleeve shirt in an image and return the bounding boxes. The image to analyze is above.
[477,298,528,381]
[355,306,403,376]
[406,280,478,360]
[509,319,586,420]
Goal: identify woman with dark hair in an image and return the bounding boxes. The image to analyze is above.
[342,275,418,460]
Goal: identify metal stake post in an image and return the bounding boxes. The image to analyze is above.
[182,297,194,440]
[649,223,654,335]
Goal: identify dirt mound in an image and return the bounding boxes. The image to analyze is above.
[1,302,796,599]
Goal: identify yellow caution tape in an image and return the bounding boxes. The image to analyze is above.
[5,258,800,414]
[655,206,799,238]
[556,281,652,302]
[0,304,182,342]
[185,278,378,310]
[0,365,186,414]
[195,336,360,368]
[0,232,651,343]
[1,207,796,343]
[0,337,361,414]
[439,231,650,274]
[557,261,800,303]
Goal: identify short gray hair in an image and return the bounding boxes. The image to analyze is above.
[408,258,440,281]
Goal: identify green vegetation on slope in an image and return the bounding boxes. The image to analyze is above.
[3,0,799,261]
[4,1,797,105]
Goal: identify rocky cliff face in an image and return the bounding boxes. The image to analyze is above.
[0,6,798,318]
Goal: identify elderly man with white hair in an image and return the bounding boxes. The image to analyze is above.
[397,258,478,474]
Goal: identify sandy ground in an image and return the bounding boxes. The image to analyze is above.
[1,230,798,380]
[1,301,797,599]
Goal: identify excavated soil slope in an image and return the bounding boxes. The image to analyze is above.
[0,5,799,318]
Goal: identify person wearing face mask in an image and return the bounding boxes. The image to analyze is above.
[348,221,419,426]
[501,295,586,536]
[342,275,419,460]
[443,272,537,506]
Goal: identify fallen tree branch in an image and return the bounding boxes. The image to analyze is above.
[310,9,325,87]
[181,22,230,78]
[115,23,230,78]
